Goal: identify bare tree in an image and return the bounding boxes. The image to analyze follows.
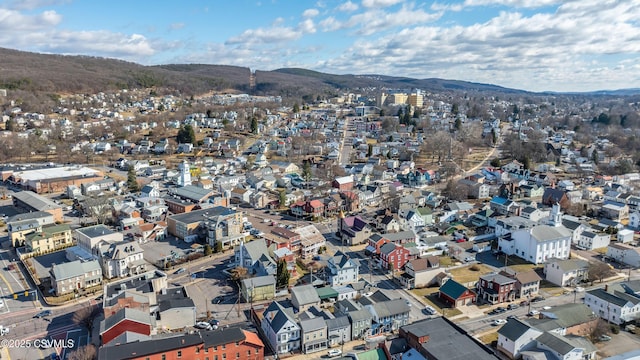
[82,195,113,225]
[72,305,101,333]
[589,319,610,342]
[67,344,97,360]
[587,261,614,285]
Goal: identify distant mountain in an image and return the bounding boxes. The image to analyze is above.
[0,47,635,100]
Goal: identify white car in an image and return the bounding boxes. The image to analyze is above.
[0,299,4,308]
[327,349,342,358]
[493,319,507,326]
[194,322,212,330]
[423,306,437,315]
[575,286,585,293]
[528,310,540,316]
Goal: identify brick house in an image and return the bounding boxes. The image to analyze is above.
[99,308,154,345]
[332,176,354,191]
[379,242,411,271]
[476,273,517,304]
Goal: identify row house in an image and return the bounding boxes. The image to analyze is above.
[584,281,640,325]
[50,259,102,296]
[339,215,373,246]
[379,242,412,272]
[24,223,73,255]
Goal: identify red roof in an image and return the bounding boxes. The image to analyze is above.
[309,200,323,208]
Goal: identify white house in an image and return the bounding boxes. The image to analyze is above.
[98,241,147,279]
[497,318,543,359]
[584,284,640,325]
[261,301,301,354]
[499,205,572,264]
[629,211,640,229]
[576,230,610,250]
[606,243,640,268]
[327,251,359,286]
[617,228,634,243]
[543,258,589,287]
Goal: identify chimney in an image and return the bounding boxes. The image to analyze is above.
[605,284,608,292]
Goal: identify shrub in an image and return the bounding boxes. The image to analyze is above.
[611,324,620,334]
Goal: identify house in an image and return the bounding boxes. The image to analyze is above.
[291,284,321,312]
[346,307,373,340]
[76,224,124,252]
[538,303,599,337]
[99,307,155,345]
[24,223,73,255]
[476,273,517,304]
[606,243,640,267]
[601,201,630,221]
[576,230,610,250]
[438,279,476,308]
[7,211,56,247]
[99,241,147,279]
[365,298,410,334]
[584,281,640,325]
[140,185,160,198]
[497,318,543,359]
[235,239,276,276]
[50,259,102,296]
[498,205,571,264]
[400,317,497,360]
[241,275,276,302]
[326,315,351,347]
[530,332,597,360]
[379,215,401,233]
[300,315,328,354]
[541,187,569,208]
[399,257,442,289]
[415,207,434,226]
[379,243,412,272]
[499,268,542,299]
[339,215,374,245]
[333,176,354,191]
[260,301,301,354]
[295,225,326,259]
[543,258,589,287]
[327,251,360,286]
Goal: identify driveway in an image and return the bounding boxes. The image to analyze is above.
[596,330,640,358]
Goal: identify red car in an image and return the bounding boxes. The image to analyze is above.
[455,238,466,243]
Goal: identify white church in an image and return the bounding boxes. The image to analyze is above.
[498,204,572,264]
[177,160,191,187]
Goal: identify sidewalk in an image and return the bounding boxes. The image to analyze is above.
[281,339,365,360]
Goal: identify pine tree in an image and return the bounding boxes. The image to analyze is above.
[251,117,258,134]
[279,190,287,208]
[177,124,196,144]
[276,260,290,289]
[127,166,139,192]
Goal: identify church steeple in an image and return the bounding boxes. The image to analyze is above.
[549,203,562,227]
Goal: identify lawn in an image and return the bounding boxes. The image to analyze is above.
[539,280,565,296]
[478,331,499,345]
[410,287,463,317]
[507,264,542,272]
[439,256,454,267]
[449,263,493,284]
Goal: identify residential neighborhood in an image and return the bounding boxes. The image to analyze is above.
[2,71,640,360]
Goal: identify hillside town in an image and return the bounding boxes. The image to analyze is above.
[1,85,640,360]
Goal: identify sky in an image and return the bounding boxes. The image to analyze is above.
[0,0,639,93]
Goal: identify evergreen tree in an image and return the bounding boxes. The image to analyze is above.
[276,260,290,289]
[454,118,462,131]
[204,244,213,256]
[451,103,459,115]
[177,124,196,144]
[591,149,599,165]
[293,103,300,113]
[127,166,139,192]
[214,241,223,253]
[302,161,312,182]
[251,117,259,134]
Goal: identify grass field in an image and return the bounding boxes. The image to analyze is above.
[449,263,493,284]
[410,287,463,317]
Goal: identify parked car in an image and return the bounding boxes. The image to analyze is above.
[542,306,552,310]
[464,257,475,262]
[598,334,612,342]
[327,349,342,358]
[493,319,507,326]
[495,307,506,313]
[423,305,437,315]
[574,286,585,293]
[195,322,212,330]
[0,300,4,308]
[507,304,518,310]
[531,296,545,302]
[528,310,540,316]
[34,310,52,318]
[175,268,186,274]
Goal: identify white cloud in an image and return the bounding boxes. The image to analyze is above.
[342,4,442,35]
[0,8,62,30]
[361,0,404,8]
[337,1,359,12]
[226,26,303,45]
[302,8,319,18]
[462,0,563,8]
[297,19,317,34]
[169,22,185,30]
[319,16,341,31]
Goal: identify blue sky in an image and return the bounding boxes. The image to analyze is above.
[1,0,639,92]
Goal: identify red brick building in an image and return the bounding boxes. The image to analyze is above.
[332,176,354,191]
[97,327,264,360]
[379,242,412,271]
[100,308,153,345]
[476,273,516,304]
[438,279,476,308]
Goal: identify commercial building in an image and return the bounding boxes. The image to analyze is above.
[12,191,63,222]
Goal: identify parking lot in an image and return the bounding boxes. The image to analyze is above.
[140,234,203,267]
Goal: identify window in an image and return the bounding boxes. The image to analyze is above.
[214,346,217,351]
[236,352,240,358]
[222,344,226,350]
[177,351,182,358]
[235,341,239,346]
[215,356,218,360]
[248,351,251,356]
[162,355,166,360]
[196,347,200,354]
[222,354,226,359]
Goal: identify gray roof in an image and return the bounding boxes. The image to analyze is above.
[326,316,351,331]
[479,272,516,285]
[51,259,101,281]
[380,242,398,255]
[241,275,276,288]
[13,191,60,211]
[330,251,357,270]
[531,225,572,242]
[400,317,498,360]
[300,317,327,332]
[586,288,632,307]
[101,241,143,260]
[242,239,270,262]
[536,332,575,355]
[371,298,410,317]
[264,301,299,333]
[540,303,596,328]
[291,284,320,306]
[6,210,53,223]
[168,207,234,225]
[171,185,212,202]
[382,230,416,242]
[76,224,116,238]
[347,309,373,322]
[549,258,589,272]
[498,318,537,342]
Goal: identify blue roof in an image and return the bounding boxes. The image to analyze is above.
[490,196,508,205]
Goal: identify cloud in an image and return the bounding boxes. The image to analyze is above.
[337,1,358,12]
[226,26,304,45]
[315,0,640,91]
[169,22,185,30]
[342,4,442,35]
[297,19,317,34]
[302,8,319,18]
[361,0,404,8]
[0,8,62,30]
[320,17,341,32]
